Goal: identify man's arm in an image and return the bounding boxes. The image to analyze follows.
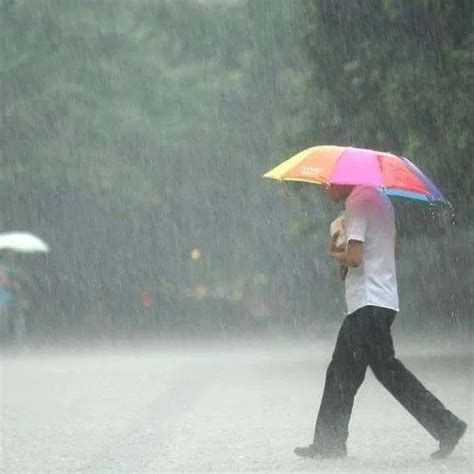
[329,239,364,267]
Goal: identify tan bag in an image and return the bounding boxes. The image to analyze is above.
[330,214,346,250]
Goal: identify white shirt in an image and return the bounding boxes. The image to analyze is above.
[344,186,399,315]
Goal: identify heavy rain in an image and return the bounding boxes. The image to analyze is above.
[0,1,472,473]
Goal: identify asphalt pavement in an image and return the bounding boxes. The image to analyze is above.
[1,339,472,473]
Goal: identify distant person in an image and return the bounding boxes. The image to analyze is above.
[0,264,13,334]
[0,250,27,342]
[294,185,467,460]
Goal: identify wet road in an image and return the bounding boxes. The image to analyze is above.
[1,339,472,473]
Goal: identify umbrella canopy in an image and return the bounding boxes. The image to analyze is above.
[263,146,447,203]
[0,233,49,254]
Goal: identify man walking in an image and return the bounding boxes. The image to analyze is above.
[294,184,467,460]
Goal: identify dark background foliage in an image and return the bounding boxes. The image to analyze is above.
[0,0,472,340]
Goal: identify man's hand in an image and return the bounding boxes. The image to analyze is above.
[329,240,364,267]
[328,236,343,260]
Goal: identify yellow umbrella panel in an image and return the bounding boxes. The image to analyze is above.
[263,146,347,185]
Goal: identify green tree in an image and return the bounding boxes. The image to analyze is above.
[303,0,473,220]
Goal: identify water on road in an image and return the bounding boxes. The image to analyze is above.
[1,339,472,473]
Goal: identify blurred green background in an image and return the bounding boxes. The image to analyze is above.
[1,0,472,341]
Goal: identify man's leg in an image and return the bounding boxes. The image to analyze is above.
[366,307,467,457]
[296,312,368,457]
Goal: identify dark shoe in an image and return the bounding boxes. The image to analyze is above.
[294,445,317,458]
[431,421,467,459]
[294,444,347,459]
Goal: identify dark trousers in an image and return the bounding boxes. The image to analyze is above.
[313,306,464,453]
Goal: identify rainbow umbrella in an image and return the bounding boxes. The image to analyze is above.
[263,146,447,203]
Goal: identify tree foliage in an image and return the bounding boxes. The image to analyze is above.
[0,0,471,339]
[302,0,473,326]
[303,0,474,220]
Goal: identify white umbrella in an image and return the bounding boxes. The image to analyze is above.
[0,232,49,254]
